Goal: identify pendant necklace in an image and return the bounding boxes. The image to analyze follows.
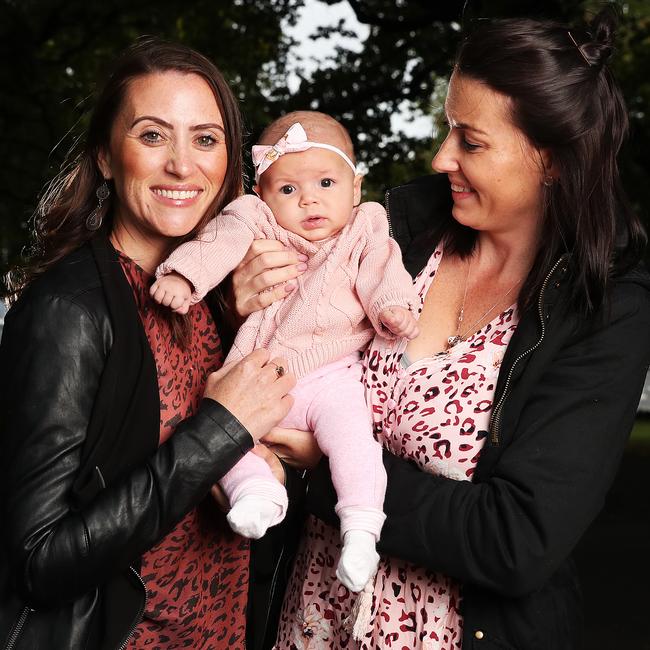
[447,258,519,349]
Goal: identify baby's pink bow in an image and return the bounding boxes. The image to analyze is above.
[251,122,357,181]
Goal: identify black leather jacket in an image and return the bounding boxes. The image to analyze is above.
[0,237,256,649]
[309,174,650,650]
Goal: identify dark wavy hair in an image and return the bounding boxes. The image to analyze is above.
[8,37,243,305]
[442,6,646,314]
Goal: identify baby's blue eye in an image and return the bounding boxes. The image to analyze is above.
[320,178,334,188]
[281,185,295,195]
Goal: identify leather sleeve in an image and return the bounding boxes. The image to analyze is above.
[308,281,650,597]
[1,292,253,607]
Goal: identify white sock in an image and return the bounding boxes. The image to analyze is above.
[336,530,379,593]
[227,494,283,539]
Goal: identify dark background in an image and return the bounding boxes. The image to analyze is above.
[2,0,650,272]
[0,1,648,647]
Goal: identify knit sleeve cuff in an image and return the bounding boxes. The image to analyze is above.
[155,260,207,305]
[368,291,417,338]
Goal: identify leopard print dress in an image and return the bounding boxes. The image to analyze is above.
[274,246,519,650]
[119,253,250,650]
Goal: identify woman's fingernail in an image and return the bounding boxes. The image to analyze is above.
[285,281,297,292]
[298,254,309,261]
[297,263,308,271]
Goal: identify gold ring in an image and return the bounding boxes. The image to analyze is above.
[270,362,285,378]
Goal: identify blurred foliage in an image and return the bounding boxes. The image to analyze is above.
[1,0,648,277]
[0,0,303,272]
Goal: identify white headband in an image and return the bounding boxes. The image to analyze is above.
[251,122,357,181]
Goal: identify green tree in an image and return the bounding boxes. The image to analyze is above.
[0,0,303,275]
[286,0,650,229]
[1,0,648,279]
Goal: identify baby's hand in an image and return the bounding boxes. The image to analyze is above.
[150,272,193,314]
[379,306,419,340]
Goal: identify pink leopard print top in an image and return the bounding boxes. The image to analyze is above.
[365,245,519,481]
[119,253,250,650]
[274,245,520,650]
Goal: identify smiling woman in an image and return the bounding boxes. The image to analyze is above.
[0,38,297,650]
[98,72,229,269]
[433,74,549,241]
[230,9,650,650]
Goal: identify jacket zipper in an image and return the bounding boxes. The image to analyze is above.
[261,544,285,644]
[96,466,147,650]
[384,190,394,239]
[94,467,146,650]
[117,566,147,650]
[488,256,565,445]
[4,606,32,650]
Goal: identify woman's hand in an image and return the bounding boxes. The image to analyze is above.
[231,239,308,318]
[210,484,230,512]
[261,427,323,470]
[203,349,295,442]
[251,443,287,484]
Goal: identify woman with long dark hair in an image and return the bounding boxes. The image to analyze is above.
[235,8,650,649]
[0,38,299,649]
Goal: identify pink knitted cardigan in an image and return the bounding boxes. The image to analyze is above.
[157,194,416,379]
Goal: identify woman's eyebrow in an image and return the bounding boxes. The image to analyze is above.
[453,121,489,136]
[131,115,173,129]
[191,123,225,133]
[130,116,225,133]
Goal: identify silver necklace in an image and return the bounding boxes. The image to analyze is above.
[447,258,518,349]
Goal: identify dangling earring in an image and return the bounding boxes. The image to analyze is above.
[86,181,110,231]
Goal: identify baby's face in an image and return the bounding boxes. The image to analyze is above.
[256,148,362,241]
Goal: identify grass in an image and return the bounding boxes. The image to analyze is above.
[630,416,650,445]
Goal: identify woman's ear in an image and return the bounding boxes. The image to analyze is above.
[538,147,558,182]
[353,173,363,206]
[97,148,113,180]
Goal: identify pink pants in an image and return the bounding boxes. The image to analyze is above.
[219,354,387,538]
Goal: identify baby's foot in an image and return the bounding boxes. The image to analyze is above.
[336,530,379,592]
[227,494,284,539]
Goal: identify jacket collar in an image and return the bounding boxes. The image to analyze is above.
[491,254,571,410]
[71,233,160,507]
[386,174,453,277]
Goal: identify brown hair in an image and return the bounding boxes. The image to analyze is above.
[8,37,243,312]
[442,7,646,315]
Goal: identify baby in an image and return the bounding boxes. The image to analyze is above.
[151,111,418,593]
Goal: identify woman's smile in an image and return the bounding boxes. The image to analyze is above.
[449,181,475,200]
[151,185,203,206]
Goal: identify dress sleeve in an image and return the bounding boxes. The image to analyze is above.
[308,281,650,597]
[0,293,254,607]
[354,202,418,336]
